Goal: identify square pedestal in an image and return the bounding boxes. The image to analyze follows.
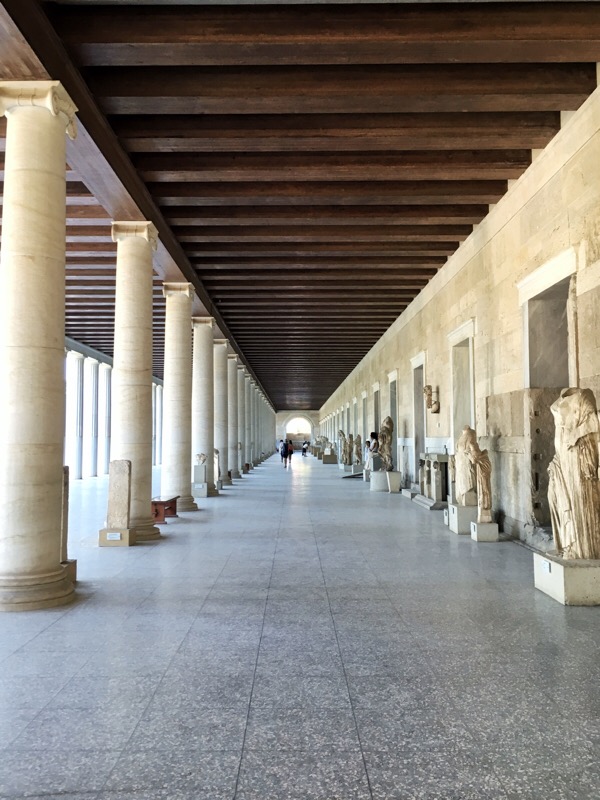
[370,472,389,492]
[470,521,499,542]
[193,482,208,498]
[322,453,337,464]
[387,472,402,493]
[99,528,135,547]
[534,553,600,605]
[443,509,449,526]
[448,504,478,535]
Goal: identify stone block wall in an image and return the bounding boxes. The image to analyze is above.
[319,86,600,547]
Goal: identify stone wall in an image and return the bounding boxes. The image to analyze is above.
[320,86,600,549]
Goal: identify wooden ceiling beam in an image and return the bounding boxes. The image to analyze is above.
[167,204,489,226]
[51,3,600,66]
[87,64,595,115]
[134,150,530,183]
[151,180,507,205]
[111,112,560,153]
[192,257,445,270]
[178,224,472,243]
[186,243,455,257]
[199,271,436,281]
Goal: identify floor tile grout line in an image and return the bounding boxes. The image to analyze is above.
[232,460,284,800]
[311,515,375,800]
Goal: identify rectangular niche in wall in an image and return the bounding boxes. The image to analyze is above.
[452,339,474,443]
[526,277,570,389]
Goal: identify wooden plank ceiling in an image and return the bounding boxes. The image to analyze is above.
[3,1,600,409]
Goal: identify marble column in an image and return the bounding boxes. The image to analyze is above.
[110,221,160,541]
[155,384,163,466]
[87,358,99,478]
[251,383,258,465]
[237,365,246,475]
[192,317,217,495]
[228,355,240,479]
[244,374,253,469]
[160,283,197,510]
[0,81,77,610]
[213,339,231,485]
[99,363,112,475]
[72,352,85,480]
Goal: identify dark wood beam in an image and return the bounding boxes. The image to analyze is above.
[192,257,446,270]
[52,4,600,66]
[87,64,596,115]
[177,224,472,243]
[112,112,560,154]
[186,243,456,257]
[166,205,489,226]
[134,151,531,183]
[151,181,507,206]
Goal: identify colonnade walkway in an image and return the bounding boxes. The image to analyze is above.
[1,454,600,798]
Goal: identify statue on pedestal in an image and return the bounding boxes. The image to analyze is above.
[548,388,600,560]
[214,448,220,479]
[455,426,477,506]
[196,453,207,465]
[469,441,493,524]
[353,434,362,465]
[378,416,394,472]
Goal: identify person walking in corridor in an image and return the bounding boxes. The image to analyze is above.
[281,439,289,466]
[287,439,294,467]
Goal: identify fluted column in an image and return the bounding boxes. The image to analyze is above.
[213,339,230,486]
[0,81,77,610]
[72,352,85,480]
[110,220,160,541]
[161,283,197,511]
[192,317,217,495]
[251,382,258,465]
[237,365,246,475]
[155,384,163,466]
[228,355,240,479]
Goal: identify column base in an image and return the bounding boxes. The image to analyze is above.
[221,477,233,486]
[133,519,162,541]
[177,496,198,512]
[230,470,242,479]
[99,527,136,547]
[208,486,220,497]
[0,569,75,612]
[62,559,78,584]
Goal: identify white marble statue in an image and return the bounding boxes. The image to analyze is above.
[469,440,493,524]
[338,430,352,465]
[378,416,394,471]
[196,453,207,465]
[214,448,220,479]
[548,388,600,560]
[455,426,477,506]
[354,434,363,465]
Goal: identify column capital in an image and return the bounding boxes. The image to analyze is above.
[228,353,238,363]
[112,221,158,251]
[213,338,229,348]
[192,316,214,329]
[0,80,78,139]
[162,282,195,300]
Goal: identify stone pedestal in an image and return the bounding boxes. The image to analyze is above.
[470,521,499,542]
[402,488,417,499]
[192,463,208,499]
[448,503,478,535]
[533,553,600,605]
[387,471,402,493]
[443,508,449,526]
[322,450,337,464]
[370,472,389,492]
[99,460,135,547]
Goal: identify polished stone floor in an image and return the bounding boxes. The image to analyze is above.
[1,454,600,799]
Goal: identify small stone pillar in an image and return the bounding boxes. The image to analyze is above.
[99,460,134,546]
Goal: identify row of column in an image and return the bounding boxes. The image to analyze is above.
[0,79,276,611]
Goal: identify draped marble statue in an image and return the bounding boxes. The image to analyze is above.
[338,430,352,465]
[378,416,394,472]
[455,426,477,506]
[548,388,600,560]
[353,434,362,465]
[470,441,493,524]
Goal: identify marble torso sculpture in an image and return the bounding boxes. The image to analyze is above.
[470,440,493,524]
[196,453,207,465]
[354,434,362,465]
[455,426,477,506]
[338,430,352,465]
[548,388,600,560]
[378,416,394,471]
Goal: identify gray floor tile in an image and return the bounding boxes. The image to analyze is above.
[0,749,120,796]
[244,706,361,752]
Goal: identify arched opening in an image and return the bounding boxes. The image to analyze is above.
[283,415,313,451]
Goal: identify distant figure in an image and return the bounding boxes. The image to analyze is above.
[287,439,294,466]
[281,439,289,466]
[279,439,285,464]
[302,440,309,457]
